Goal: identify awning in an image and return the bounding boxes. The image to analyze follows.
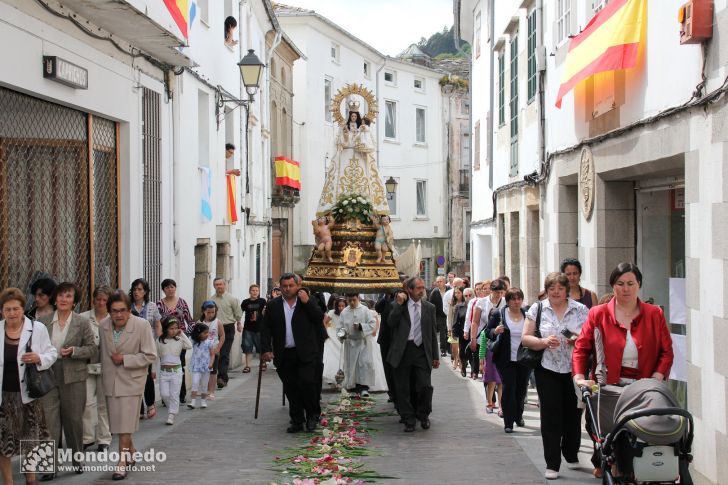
[57,0,192,66]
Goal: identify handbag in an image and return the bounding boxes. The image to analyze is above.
[516,302,544,369]
[486,308,505,356]
[24,324,57,398]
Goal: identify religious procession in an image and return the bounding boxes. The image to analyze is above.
[0,0,724,484]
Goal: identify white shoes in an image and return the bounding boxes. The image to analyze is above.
[201,399,208,408]
[544,469,559,480]
[566,461,580,470]
[166,414,175,425]
[187,398,198,409]
[361,390,370,398]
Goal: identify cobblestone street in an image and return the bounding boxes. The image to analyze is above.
[11,357,597,484]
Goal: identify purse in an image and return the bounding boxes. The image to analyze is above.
[24,324,57,398]
[486,308,505,356]
[516,302,544,369]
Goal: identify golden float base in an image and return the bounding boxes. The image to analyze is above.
[301,219,402,294]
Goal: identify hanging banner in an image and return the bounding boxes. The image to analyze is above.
[226,174,238,224]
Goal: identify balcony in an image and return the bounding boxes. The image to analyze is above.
[56,0,192,66]
[271,160,300,207]
[458,168,471,195]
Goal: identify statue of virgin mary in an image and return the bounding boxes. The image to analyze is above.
[316,92,389,217]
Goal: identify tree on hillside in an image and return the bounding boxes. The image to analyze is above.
[416,25,470,58]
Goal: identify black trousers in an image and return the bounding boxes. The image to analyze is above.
[393,341,433,425]
[143,365,155,406]
[218,323,236,382]
[459,335,470,370]
[179,348,187,400]
[470,342,480,377]
[277,348,319,424]
[379,341,396,400]
[534,366,583,471]
[436,317,447,354]
[496,361,530,429]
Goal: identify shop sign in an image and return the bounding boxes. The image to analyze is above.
[43,56,88,89]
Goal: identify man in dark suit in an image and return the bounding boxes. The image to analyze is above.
[375,292,397,404]
[261,273,326,433]
[428,276,448,357]
[387,277,440,432]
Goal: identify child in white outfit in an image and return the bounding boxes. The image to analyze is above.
[188,323,214,409]
[157,316,192,425]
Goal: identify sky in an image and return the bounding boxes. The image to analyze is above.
[278,0,455,56]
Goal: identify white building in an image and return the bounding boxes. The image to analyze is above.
[275,5,449,282]
[0,0,281,368]
[458,1,728,483]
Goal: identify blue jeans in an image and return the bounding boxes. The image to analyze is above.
[241,329,261,354]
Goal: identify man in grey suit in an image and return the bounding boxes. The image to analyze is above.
[387,277,440,432]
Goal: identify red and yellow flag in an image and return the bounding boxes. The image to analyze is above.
[226,174,238,224]
[555,0,646,108]
[274,157,301,190]
[163,0,190,39]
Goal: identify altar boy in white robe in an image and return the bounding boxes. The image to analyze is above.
[337,294,376,396]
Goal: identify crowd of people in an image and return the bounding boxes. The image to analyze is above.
[0,276,269,483]
[0,258,674,483]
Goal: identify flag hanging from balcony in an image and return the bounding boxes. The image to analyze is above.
[274,157,301,190]
[226,174,238,224]
[199,167,212,222]
[555,0,646,108]
[163,0,191,39]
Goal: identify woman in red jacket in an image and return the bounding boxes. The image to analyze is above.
[573,262,673,387]
[573,262,673,478]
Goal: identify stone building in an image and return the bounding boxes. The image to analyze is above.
[457,1,728,482]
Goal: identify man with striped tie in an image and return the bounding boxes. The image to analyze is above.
[386,277,440,432]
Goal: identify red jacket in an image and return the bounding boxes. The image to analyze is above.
[572,298,673,384]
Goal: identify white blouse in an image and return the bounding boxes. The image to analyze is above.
[526,298,588,374]
[505,310,524,362]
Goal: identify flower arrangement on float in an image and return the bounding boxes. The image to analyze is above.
[271,389,395,484]
[331,194,373,224]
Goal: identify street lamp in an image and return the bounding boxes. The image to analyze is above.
[385,176,398,196]
[238,49,265,99]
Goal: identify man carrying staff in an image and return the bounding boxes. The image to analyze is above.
[387,277,440,432]
[261,273,326,433]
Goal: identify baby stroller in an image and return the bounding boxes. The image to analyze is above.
[580,328,693,484]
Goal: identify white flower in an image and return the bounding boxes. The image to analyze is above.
[357,197,366,203]
[347,207,353,212]
[342,200,348,206]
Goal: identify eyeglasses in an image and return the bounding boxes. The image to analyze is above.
[110,308,129,315]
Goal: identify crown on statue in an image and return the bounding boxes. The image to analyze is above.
[347,100,361,112]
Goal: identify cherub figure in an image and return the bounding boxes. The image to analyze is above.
[312,216,336,262]
[372,214,394,263]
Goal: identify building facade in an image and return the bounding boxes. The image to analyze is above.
[276,6,451,283]
[457,1,728,483]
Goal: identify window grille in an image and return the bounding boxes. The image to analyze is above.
[142,88,162,302]
[0,87,118,310]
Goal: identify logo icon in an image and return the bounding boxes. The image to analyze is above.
[20,440,55,474]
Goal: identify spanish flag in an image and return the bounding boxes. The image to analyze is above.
[274,157,301,190]
[226,174,238,224]
[163,0,190,39]
[555,0,646,108]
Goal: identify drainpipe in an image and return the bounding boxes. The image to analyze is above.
[536,0,546,182]
[266,32,282,293]
[487,0,495,193]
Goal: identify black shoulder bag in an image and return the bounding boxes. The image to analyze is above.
[24,323,57,398]
[516,302,544,369]
[486,307,506,357]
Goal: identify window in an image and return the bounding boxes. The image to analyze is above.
[414,77,424,90]
[498,51,505,126]
[384,70,396,85]
[330,43,340,62]
[416,180,427,217]
[473,120,480,171]
[509,34,519,176]
[475,12,482,58]
[527,10,537,102]
[143,88,162,301]
[556,0,571,45]
[387,177,398,216]
[198,0,209,25]
[385,100,397,139]
[592,0,609,15]
[324,78,332,122]
[363,61,370,78]
[415,107,426,143]
[463,101,470,115]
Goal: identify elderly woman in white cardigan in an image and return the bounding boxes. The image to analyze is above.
[0,287,58,485]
